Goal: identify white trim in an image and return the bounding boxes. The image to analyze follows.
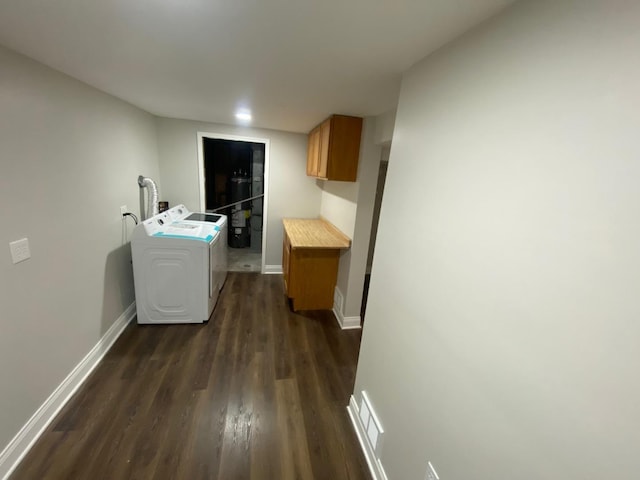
[196,131,271,275]
[261,140,271,275]
[379,461,390,480]
[263,264,283,275]
[347,396,389,480]
[337,314,362,330]
[0,303,137,480]
[332,287,361,329]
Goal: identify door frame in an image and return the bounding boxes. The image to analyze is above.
[197,131,270,275]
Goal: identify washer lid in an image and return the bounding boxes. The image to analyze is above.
[185,212,223,223]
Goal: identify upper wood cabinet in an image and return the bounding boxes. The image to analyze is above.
[306,115,363,182]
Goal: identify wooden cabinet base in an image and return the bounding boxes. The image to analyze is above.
[287,248,340,311]
[282,218,350,313]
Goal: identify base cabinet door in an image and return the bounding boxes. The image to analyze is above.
[283,245,340,311]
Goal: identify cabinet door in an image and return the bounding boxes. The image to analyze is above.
[317,119,331,179]
[306,127,321,177]
[306,115,362,181]
[289,248,340,311]
[306,129,315,176]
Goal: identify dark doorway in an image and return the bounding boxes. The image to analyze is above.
[203,138,265,272]
[362,146,390,322]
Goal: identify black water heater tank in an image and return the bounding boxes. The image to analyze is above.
[228,175,251,248]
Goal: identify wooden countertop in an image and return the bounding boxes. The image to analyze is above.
[283,218,351,249]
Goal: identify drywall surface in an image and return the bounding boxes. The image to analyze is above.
[328,117,381,320]
[0,45,159,454]
[319,181,358,239]
[340,118,381,318]
[354,1,640,479]
[155,118,321,267]
[373,108,396,146]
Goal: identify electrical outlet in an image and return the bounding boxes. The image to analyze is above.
[426,461,440,480]
[10,238,31,264]
[120,205,128,216]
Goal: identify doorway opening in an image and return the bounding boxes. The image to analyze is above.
[361,145,390,321]
[197,132,270,274]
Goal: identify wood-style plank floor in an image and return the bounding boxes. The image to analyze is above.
[11,273,370,480]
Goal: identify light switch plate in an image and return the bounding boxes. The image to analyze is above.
[10,238,31,264]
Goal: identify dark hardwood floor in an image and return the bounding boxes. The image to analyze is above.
[11,273,370,480]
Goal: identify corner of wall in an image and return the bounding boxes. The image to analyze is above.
[373,108,397,146]
[332,286,361,329]
[336,116,383,319]
[264,264,283,274]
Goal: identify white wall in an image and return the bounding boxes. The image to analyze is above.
[373,109,396,146]
[155,117,321,268]
[320,118,382,323]
[340,119,382,318]
[319,181,358,238]
[0,45,159,460]
[353,1,640,479]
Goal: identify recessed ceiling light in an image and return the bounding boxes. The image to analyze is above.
[235,110,252,123]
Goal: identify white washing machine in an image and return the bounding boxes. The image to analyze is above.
[169,205,228,289]
[131,208,228,324]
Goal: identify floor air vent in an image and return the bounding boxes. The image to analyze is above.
[359,391,384,456]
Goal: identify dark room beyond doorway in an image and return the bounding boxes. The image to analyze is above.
[203,138,265,272]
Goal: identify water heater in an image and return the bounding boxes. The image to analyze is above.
[228,174,251,248]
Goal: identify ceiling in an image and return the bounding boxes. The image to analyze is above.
[0,0,515,133]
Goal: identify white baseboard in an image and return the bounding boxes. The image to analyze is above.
[0,302,137,480]
[263,264,283,274]
[347,395,389,480]
[332,288,361,330]
[337,313,362,330]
